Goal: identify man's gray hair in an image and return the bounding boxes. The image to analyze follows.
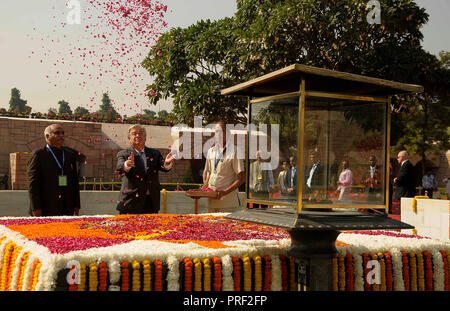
[44,124,61,137]
[127,124,146,138]
[399,150,409,157]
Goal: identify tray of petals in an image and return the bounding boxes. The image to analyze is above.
[185,187,217,198]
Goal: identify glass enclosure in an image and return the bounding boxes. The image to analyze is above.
[247,94,388,209]
[248,96,299,207]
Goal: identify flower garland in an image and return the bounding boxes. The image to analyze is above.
[409,252,417,291]
[203,258,211,291]
[263,255,271,291]
[242,255,252,291]
[232,257,241,291]
[401,251,410,291]
[338,253,346,291]
[384,252,393,291]
[440,250,448,291]
[212,256,221,291]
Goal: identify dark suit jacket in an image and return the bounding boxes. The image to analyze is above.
[116,147,170,214]
[305,162,325,191]
[394,160,415,199]
[284,166,297,193]
[27,146,81,216]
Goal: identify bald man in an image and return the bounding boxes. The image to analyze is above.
[27,124,81,216]
[393,150,416,199]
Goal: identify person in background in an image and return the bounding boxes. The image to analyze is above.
[277,160,290,196]
[361,155,383,202]
[28,124,81,216]
[422,168,437,198]
[285,155,298,200]
[304,151,324,199]
[393,150,415,199]
[336,160,353,201]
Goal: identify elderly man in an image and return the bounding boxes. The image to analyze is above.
[116,124,175,214]
[28,124,81,216]
[393,150,415,199]
[203,121,245,213]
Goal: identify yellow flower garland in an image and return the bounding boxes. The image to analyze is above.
[89,262,98,291]
[254,256,262,291]
[203,258,211,291]
[416,251,425,291]
[193,258,202,291]
[77,262,86,291]
[132,260,141,291]
[29,259,41,291]
[0,242,15,291]
[16,251,31,291]
[142,259,151,291]
[377,252,386,291]
[242,255,252,291]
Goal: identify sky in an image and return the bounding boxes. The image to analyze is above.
[0,0,448,116]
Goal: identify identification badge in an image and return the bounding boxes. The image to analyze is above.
[58,175,68,187]
[209,173,217,186]
[257,173,263,180]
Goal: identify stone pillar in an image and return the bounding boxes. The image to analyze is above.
[287,229,340,291]
[10,152,30,190]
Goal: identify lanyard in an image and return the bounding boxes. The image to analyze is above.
[46,144,65,175]
[214,147,227,171]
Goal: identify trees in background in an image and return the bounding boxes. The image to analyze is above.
[142,0,450,171]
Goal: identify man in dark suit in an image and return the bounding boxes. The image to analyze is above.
[393,150,415,199]
[116,125,175,214]
[304,151,325,197]
[284,156,297,200]
[28,124,81,216]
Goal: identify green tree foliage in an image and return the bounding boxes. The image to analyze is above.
[58,100,72,116]
[74,106,90,117]
[142,18,247,125]
[96,93,121,120]
[8,88,28,113]
[143,0,449,164]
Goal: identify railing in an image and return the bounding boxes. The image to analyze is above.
[78,178,202,191]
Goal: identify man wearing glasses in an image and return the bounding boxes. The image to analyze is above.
[28,124,81,216]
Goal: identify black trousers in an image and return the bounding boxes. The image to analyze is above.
[119,195,158,214]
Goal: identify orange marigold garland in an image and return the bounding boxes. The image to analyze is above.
[0,242,15,291]
[422,251,433,291]
[154,259,163,291]
[98,262,108,291]
[378,253,386,291]
[279,255,288,291]
[232,257,241,291]
[15,251,31,291]
[120,261,130,291]
[29,259,42,291]
[212,256,222,291]
[384,252,393,291]
[182,257,193,291]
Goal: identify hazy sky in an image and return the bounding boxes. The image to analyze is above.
[0,0,448,115]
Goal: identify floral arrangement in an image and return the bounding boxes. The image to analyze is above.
[0,214,449,291]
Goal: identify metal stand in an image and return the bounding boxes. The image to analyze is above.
[226,207,414,291]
